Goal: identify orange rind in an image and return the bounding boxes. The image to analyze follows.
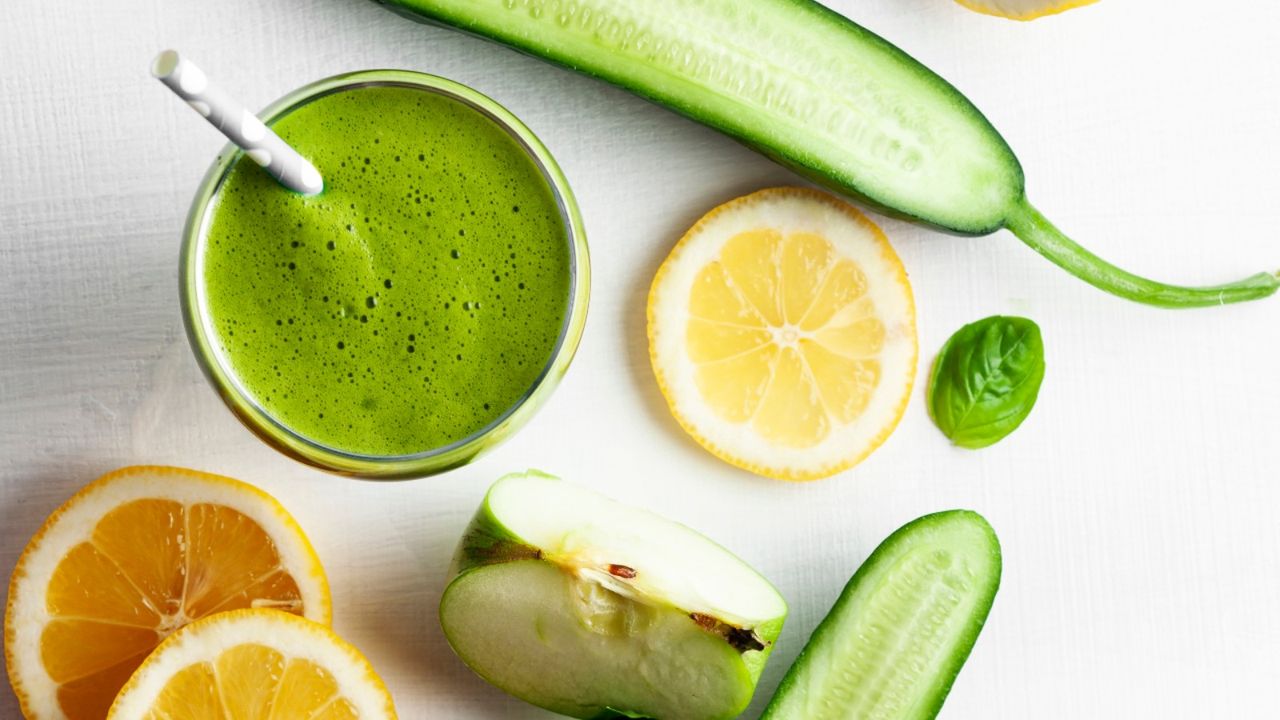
[5,466,330,719]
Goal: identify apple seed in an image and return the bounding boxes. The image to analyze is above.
[690,613,767,653]
[607,564,638,579]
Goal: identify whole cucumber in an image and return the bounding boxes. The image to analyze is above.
[375,0,1279,308]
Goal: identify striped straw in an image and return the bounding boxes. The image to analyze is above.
[152,50,323,195]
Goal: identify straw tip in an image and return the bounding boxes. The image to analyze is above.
[151,50,180,79]
[300,163,325,195]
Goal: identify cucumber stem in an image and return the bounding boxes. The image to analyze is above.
[1005,199,1279,308]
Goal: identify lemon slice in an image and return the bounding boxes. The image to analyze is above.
[5,466,330,720]
[108,609,396,719]
[955,0,1099,21]
[648,188,917,481]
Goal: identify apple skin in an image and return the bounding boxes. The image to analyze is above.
[447,483,541,576]
[439,470,786,720]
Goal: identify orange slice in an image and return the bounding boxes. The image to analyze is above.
[4,466,330,719]
[108,609,395,719]
[955,0,1099,20]
[648,188,917,481]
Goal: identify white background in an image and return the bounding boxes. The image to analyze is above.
[2,1,1278,717]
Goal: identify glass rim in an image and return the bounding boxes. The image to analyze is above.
[180,70,590,478]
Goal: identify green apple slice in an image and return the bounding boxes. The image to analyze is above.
[439,470,788,720]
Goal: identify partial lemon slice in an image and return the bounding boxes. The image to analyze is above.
[648,188,917,481]
[108,609,395,719]
[5,466,330,720]
[956,0,1099,21]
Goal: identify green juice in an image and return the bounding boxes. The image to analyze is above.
[200,85,572,457]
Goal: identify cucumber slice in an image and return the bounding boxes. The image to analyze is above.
[376,0,1279,308]
[762,510,1000,720]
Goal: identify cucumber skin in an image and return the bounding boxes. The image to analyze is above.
[374,0,1024,235]
[752,0,1023,234]
[762,510,1001,720]
[376,0,1279,307]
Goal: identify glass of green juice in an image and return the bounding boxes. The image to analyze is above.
[179,70,589,479]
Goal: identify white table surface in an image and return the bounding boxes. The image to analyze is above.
[3,1,1278,717]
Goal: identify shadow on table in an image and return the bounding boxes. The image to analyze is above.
[340,480,564,717]
[618,172,803,469]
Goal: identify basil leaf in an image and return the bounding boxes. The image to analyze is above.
[927,316,1045,449]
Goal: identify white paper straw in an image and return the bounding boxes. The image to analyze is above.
[152,50,323,195]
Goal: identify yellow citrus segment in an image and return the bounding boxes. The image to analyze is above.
[202,569,306,618]
[46,543,162,628]
[752,346,829,448]
[91,500,186,617]
[145,662,223,720]
[649,187,917,480]
[5,466,330,720]
[955,0,1099,21]
[813,315,886,359]
[57,652,150,720]
[694,345,775,423]
[802,342,881,424]
[799,259,869,331]
[109,610,396,719]
[40,620,157,683]
[268,660,342,720]
[780,231,836,325]
[686,318,771,363]
[218,644,286,717]
[720,228,784,325]
[689,263,767,326]
[184,503,304,618]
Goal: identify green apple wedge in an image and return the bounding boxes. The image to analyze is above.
[439,470,788,719]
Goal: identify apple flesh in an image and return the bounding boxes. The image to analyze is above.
[439,471,788,719]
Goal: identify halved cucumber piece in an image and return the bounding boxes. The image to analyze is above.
[762,510,1001,720]
[376,0,1279,307]
[379,0,1020,234]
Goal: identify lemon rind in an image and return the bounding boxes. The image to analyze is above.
[955,0,1100,21]
[107,609,395,719]
[647,188,917,482]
